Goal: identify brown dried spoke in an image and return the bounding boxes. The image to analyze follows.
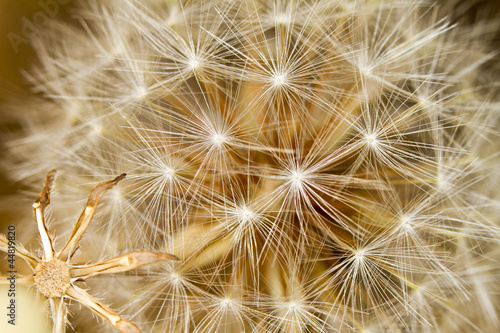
[66,285,141,333]
[0,275,34,285]
[0,234,38,268]
[34,169,57,211]
[58,173,126,261]
[33,169,57,260]
[49,297,68,333]
[71,251,178,279]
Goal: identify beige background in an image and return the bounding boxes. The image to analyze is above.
[0,2,75,332]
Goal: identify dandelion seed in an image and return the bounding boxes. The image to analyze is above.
[212,133,226,145]
[290,171,304,184]
[111,187,123,203]
[134,86,148,99]
[273,73,287,86]
[275,12,290,26]
[189,57,201,71]
[364,133,378,147]
[221,297,232,307]
[170,272,181,283]
[90,121,103,136]
[163,167,175,178]
[354,249,365,259]
[237,206,254,222]
[398,215,414,233]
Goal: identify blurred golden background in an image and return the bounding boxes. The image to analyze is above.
[0,3,76,331]
[0,0,76,89]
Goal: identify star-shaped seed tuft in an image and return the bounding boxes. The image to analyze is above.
[0,170,178,333]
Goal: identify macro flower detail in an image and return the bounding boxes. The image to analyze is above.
[0,0,499,332]
[0,170,178,333]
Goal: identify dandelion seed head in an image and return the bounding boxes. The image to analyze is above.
[221,297,232,307]
[275,12,290,26]
[436,172,451,191]
[290,170,306,187]
[212,133,227,146]
[2,0,499,331]
[365,133,378,147]
[359,64,373,78]
[417,96,430,108]
[163,167,175,179]
[110,188,123,203]
[170,272,181,284]
[237,206,254,223]
[354,249,365,259]
[134,86,148,99]
[90,122,103,136]
[188,57,201,71]
[272,73,287,87]
[399,214,413,230]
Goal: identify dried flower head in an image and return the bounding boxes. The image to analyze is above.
[0,170,178,333]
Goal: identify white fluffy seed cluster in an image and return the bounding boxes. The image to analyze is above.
[2,0,500,332]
